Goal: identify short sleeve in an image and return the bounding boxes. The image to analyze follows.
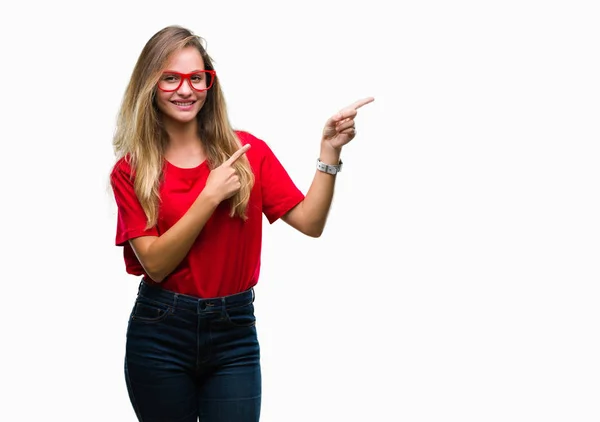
[258,139,305,224]
[110,159,159,246]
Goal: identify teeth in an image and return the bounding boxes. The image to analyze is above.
[173,101,193,106]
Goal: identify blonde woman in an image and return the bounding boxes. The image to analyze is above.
[110,25,373,421]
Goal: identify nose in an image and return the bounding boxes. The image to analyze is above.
[177,77,193,96]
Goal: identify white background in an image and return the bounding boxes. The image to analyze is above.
[1,0,599,421]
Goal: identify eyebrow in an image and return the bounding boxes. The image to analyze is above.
[162,69,206,73]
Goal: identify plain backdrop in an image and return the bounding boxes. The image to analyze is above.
[1,0,599,421]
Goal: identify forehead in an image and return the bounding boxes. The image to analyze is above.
[164,46,205,71]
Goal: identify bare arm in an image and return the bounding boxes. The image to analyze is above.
[281,144,340,237]
[282,97,374,237]
[130,144,251,282]
[129,192,219,283]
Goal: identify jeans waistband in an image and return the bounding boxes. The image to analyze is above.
[137,280,255,313]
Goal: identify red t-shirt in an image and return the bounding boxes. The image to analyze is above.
[110,131,305,298]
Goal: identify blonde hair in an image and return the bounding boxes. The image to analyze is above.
[112,25,254,229]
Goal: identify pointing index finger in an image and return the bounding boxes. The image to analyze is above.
[225,144,251,165]
[349,97,375,111]
[337,97,375,121]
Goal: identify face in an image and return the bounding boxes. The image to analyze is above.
[155,46,210,125]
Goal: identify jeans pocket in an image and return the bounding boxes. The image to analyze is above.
[131,299,172,323]
[224,303,256,327]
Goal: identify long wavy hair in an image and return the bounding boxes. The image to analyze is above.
[112,25,254,229]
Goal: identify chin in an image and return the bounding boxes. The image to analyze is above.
[165,107,200,122]
[170,114,198,124]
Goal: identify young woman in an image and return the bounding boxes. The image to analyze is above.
[110,25,373,422]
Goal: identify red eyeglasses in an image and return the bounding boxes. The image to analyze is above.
[157,70,216,92]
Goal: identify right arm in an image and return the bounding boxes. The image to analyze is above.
[128,144,251,283]
[129,191,220,283]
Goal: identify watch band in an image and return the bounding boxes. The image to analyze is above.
[316,158,343,175]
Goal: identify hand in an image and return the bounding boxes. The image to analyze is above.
[204,144,251,203]
[321,97,374,150]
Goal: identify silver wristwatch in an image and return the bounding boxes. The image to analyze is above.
[316,158,343,175]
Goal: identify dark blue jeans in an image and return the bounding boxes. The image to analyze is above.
[124,280,261,421]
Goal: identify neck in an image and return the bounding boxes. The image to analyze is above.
[162,119,207,167]
[164,119,202,150]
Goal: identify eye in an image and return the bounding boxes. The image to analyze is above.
[191,73,204,82]
[162,74,180,82]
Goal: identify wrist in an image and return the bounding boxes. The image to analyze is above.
[319,141,342,165]
[316,158,343,175]
[198,189,222,208]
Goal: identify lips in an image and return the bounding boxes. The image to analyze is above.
[172,100,196,106]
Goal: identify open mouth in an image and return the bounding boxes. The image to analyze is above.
[171,101,196,107]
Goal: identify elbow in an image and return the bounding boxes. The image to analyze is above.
[141,262,168,283]
[283,206,326,238]
[145,270,166,284]
[303,218,327,237]
[304,225,324,238]
[146,273,166,283]
[130,238,167,283]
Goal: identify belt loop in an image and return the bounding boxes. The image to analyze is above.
[251,287,255,302]
[173,293,178,309]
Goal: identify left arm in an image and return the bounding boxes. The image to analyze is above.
[282,97,374,237]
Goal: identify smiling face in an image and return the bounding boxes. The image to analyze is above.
[155,46,209,125]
